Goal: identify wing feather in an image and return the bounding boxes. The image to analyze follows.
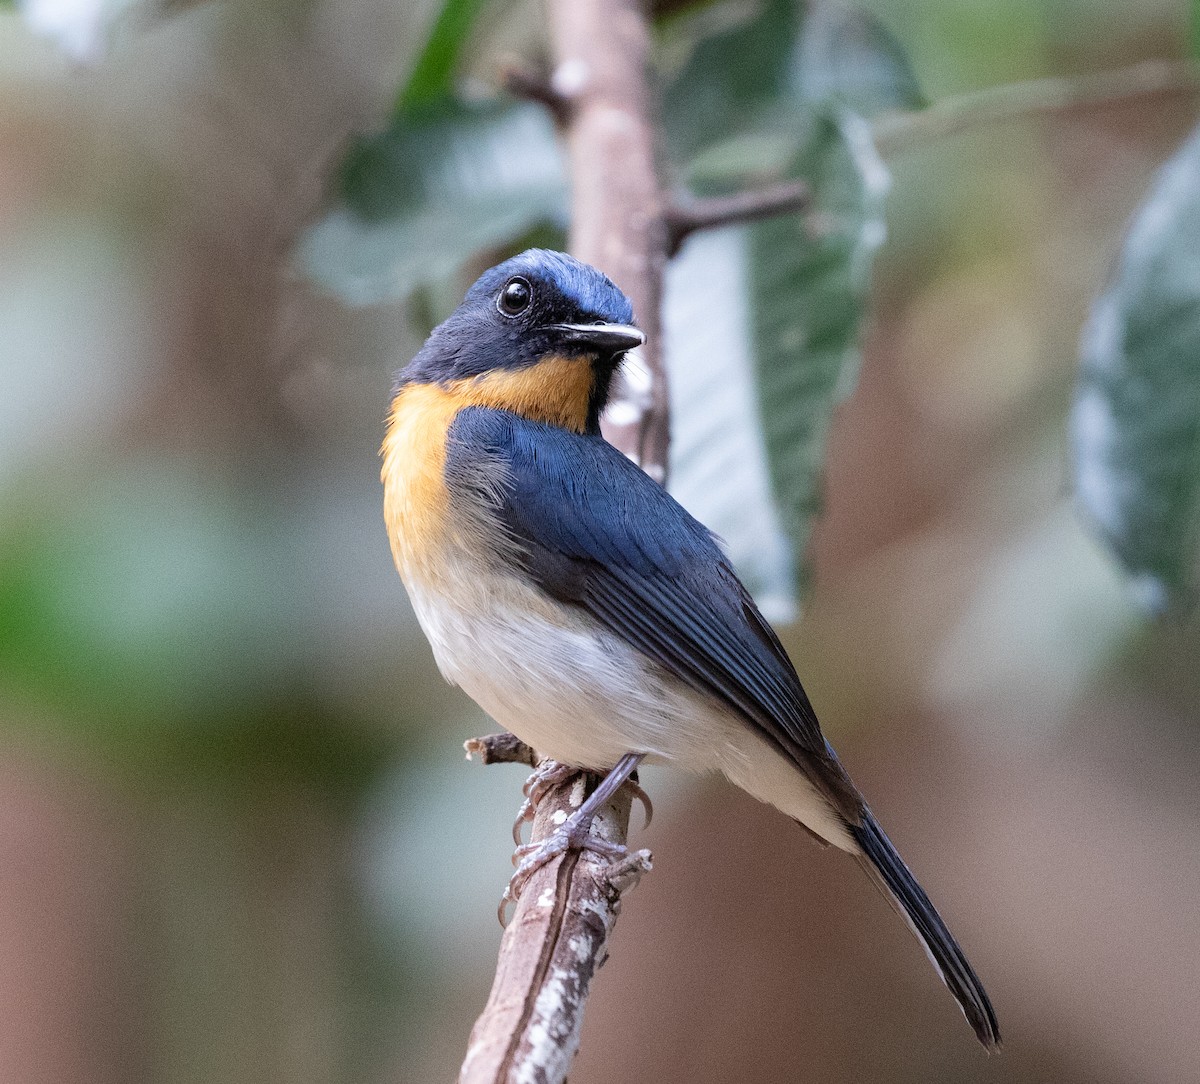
[446,406,863,820]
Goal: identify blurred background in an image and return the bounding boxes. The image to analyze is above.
[2,0,1198,1081]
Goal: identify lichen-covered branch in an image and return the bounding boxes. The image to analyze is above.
[459,735,652,1084]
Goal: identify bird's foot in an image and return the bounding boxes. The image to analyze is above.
[498,751,647,925]
[511,759,652,843]
[512,760,581,845]
[499,810,629,925]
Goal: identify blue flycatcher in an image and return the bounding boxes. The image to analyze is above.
[382,249,999,1049]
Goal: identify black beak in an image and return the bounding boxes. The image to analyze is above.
[551,322,646,355]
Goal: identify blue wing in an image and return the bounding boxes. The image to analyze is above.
[446,406,863,822]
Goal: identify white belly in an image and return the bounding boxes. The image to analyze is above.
[404,566,852,849]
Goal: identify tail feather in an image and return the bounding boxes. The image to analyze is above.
[851,812,1001,1051]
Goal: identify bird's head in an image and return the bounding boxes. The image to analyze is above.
[396,249,644,434]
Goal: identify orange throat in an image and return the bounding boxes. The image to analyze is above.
[381,354,596,582]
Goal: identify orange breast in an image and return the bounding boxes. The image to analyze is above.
[381,354,596,584]
[381,382,459,584]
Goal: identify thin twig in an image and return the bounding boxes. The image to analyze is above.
[500,63,574,126]
[459,748,652,1084]
[665,179,812,255]
[464,733,537,768]
[874,58,1200,156]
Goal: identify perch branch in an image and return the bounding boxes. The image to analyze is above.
[665,179,813,255]
[874,58,1200,156]
[549,0,671,482]
[461,2,669,1079]
[459,740,652,1084]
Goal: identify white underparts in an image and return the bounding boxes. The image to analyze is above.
[404,557,853,851]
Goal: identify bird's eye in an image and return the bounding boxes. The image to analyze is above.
[498,277,532,317]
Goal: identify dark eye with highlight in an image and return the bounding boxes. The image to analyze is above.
[498,277,532,316]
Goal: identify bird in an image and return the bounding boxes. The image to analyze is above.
[381,248,1000,1050]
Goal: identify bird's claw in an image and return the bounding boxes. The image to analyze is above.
[499,751,648,925]
[511,760,651,843]
[511,760,581,845]
[499,813,629,926]
[626,777,653,830]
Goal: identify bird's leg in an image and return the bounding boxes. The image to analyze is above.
[512,758,653,844]
[500,752,646,924]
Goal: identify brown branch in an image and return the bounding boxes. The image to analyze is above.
[550,0,671,483]
[665,179,813,255]
[874,58,1200,156]
[464,733,537,768]
[459,4,667,1080]
[500,63,574,126]
[459,746,652,1084]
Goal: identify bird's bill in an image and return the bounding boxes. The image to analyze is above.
[551,322,646,354]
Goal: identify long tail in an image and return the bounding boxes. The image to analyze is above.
[850,812,1001,1050]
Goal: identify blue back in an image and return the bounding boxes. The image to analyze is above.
[444,405,861,820]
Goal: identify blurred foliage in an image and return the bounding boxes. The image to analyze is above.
[0,461,299,728]
[303,100,565,303]
[396,0,490,110]
[1073,119,1200,613]
[0,458,396,790]
[13,0,1198,633]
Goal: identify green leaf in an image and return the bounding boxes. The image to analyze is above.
[662,0,799,163]
[790,0,925,115]
[300,100,566,306]
[0,457,406,788]
[749,107,888,588]
[397,0,492,112]
[667,108,889,615]
[301,0,565,306]
[662,2,907,612]
[1072,121,1200,612]
[662,0,923,166]
[666,229,799,620]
